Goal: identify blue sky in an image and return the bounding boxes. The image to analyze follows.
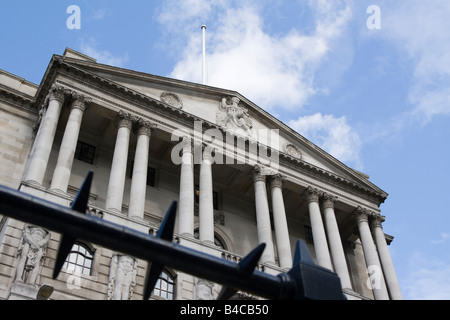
[1,1,450,300]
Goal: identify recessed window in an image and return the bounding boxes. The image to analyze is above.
[75,141,96,164]
[62,242,94,276]
[152,270,175,300]
[304,225,314,245]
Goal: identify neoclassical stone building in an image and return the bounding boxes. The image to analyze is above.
[0,48,402,300]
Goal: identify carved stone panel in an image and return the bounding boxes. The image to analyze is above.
[160,92,183,109]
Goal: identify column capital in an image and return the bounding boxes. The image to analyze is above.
[115,111,133,130]
[269,173,284,190]
[48,84,69,103]
[70,93,92,112]
[251,165,267,183]
[133,118,157,136]
[321,192,337,209]
[353,206,371,224]
[304,186,321,203]
[370,214,385,229]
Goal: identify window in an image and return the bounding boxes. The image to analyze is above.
[62,242,94,276]
[147,167,156,187]
[304,225,314,245]
[153,270,175,300]
[75,141,96,164]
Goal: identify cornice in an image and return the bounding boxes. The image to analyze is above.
[0,85,38,115]
[34,57,388,206]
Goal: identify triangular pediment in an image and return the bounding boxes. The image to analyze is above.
[55,49,386,199]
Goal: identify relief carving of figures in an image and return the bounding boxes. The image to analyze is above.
[217,97,256,139]
[108,254,138,300]
[14,225,51,285]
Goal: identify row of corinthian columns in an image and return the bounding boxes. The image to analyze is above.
[305,186,402,300]
[174,142,402,300]
[25,85,401,300]
[24,85,157,221]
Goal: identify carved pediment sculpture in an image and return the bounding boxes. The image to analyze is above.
[217,96,256,139]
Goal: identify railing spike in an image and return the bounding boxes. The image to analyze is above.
[143,201,177,300]
[218,243,266,300]
[53,171,93,279]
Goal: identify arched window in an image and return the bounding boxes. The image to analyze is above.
[194,229,227,250]
[62,242,94,276]
[153,270,175,300]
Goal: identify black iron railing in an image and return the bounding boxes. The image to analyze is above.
[0,171,345,300]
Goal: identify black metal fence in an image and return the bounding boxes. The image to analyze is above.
[0,171,345,300]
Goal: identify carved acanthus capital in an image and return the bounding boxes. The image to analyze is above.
[353,206,370,224]
[251,165,267,183]
[70,93,92,112]
[304,186,321,203]
[269,174,284,190]
[134,118,156,137]
[370,214,385,229]
[115,111,133,130]
[48,84,69,103]
[321,192,337,209]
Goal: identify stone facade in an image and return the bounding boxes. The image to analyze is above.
[0,48,401,300]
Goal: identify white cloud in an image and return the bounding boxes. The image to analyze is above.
[79,40,129,68]
[289,113,363,169]
[431,233,450,245]
[158,0,352,111]
[402,252,450,300]
[380,0,450,124]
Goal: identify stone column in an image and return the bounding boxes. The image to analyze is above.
[251,166,275,265]
[304,187,333,270]
[178,137,195,237]
[354,207,389,300]
[199,148,215,244]
[269,174,292,269]
[24,85,67,185]
[106,111,133,212]
[128,119,155,220]
[50,94,90,193]
[321,193,352,289]
[371,214,403,300]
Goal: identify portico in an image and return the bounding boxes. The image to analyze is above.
[7,49,401,300]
